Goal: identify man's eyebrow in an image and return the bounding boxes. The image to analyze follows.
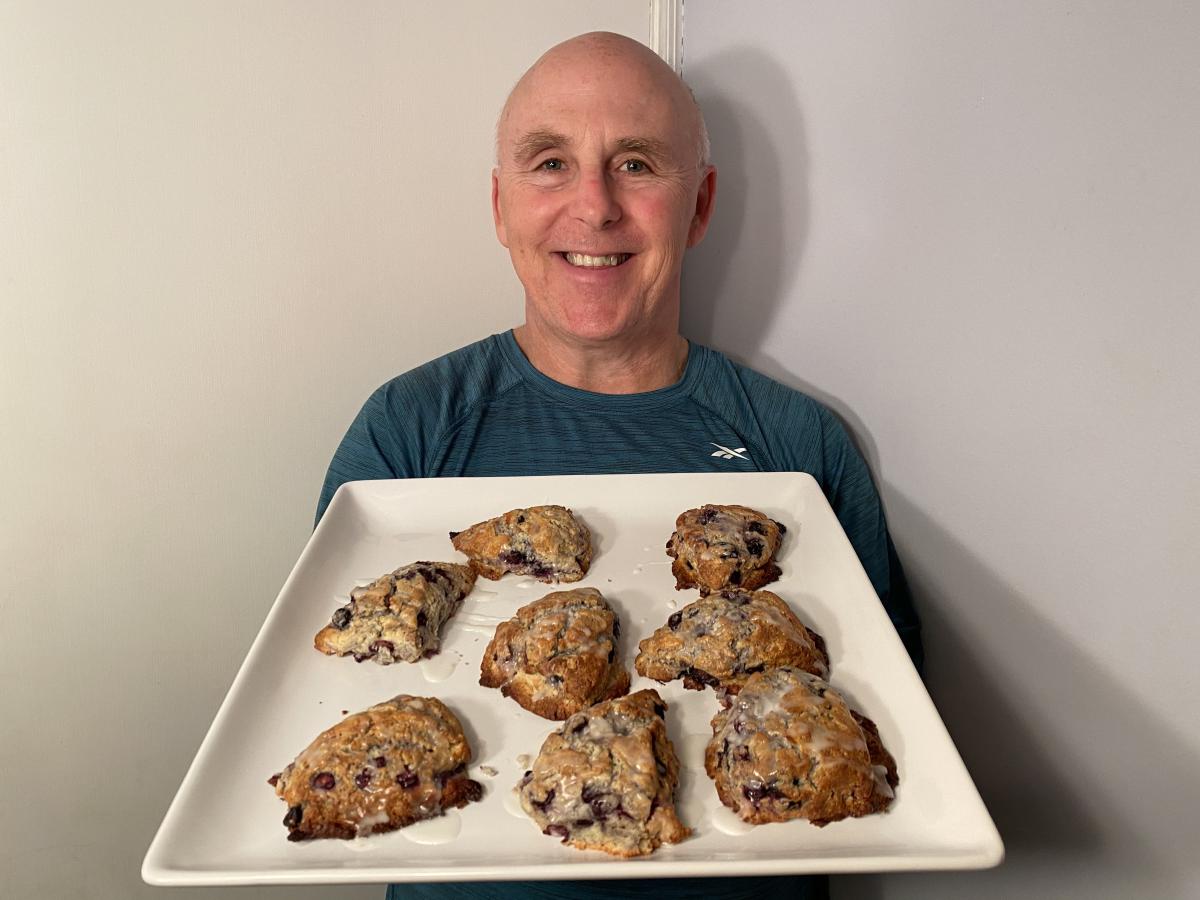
[511,130,570,164]
[508,133,675,165]
[614,137,671,160]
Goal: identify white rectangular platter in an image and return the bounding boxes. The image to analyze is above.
[143,472,1002,885]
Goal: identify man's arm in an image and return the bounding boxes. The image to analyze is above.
[817,407,924,671]
[315,385,420,525]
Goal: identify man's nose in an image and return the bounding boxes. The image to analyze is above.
[569,170,622,230]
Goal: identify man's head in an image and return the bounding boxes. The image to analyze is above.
[492,32,716,353]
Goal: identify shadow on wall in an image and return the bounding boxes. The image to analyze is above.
[681,47,887,480]
[836,491,1200,900]
[681,46,810,354]
[682,31,1200,900]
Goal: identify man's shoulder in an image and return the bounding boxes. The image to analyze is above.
[368,331,520,410]
[692,343,831,425]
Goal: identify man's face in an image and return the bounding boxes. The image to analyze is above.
[492,44,715,348]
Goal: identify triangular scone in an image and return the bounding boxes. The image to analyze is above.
[481,587,630,720]
[706,667,898,826]
[450,505,591,582]
[635,589,828,694]
[269,695,483,841]
[665,504,786,594]
[314,561,475,664]
[518,690,691,857]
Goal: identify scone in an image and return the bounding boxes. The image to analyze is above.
[269,695,483,841]
[314,562,475,664]
[517,689,691,857]
[450,505,591,583]
[635,589,829,693]
[665,504,786,594]
[480,587,630,720]
[705,667,898,826]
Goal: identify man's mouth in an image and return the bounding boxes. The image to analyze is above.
[560,251,632,268]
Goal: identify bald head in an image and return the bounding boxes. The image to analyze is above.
[497,32,710,171]
[489,31,718,368]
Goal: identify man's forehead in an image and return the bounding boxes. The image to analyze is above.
[496,32,703,168]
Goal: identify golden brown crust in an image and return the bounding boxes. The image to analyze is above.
[705,668,897,827]
[480,587,630,720]
[269,695,483,841]
[517,690,691,857]
[450,505,592,583]
[665,504,786,594]
[313,562,475,664]
[635,589,829,693]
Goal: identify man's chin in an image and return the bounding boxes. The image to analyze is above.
[553,309,650,345]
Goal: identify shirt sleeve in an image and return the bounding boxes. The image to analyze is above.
[315,384,422,526]
[817,407,924,671]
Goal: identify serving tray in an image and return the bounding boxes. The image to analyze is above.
[143,472,1002,885]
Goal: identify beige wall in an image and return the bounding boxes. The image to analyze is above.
[0,3,647,898]
[682,2,1200,899]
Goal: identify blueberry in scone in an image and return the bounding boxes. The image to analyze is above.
[665,504,786,594]
[517,689,691,857]
[269,694,483,841]
[314,562,475,664]
[480,587,630,720]
[635,589,829,694]
[705,667,898,826]
[450,505,592,583]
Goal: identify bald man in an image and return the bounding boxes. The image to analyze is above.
[318,32,921,900]
[490,31,713,394]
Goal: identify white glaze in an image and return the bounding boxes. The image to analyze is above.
[355,810,390,837]
[456,612,507,635]
[401,811,462,844]
[872,765,895,799]
[711,805,756,836]
[503,787,528,820]
[340,834,377,852]
[419,654,457,683]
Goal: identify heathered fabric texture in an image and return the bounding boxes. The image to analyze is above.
[318,330,922,900]
[317,330,921,662]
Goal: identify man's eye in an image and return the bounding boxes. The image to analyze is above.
[621,159,648,174]
[538,158,564,171]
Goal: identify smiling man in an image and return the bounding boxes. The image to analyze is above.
[318,31,921,900]
[492,34,713,394]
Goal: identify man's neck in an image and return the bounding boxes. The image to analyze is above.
[512,325,689,395]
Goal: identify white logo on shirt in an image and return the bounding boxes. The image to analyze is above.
[710,443,749,461]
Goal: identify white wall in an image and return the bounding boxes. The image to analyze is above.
[0,3,646,898]
[682,2,1199,898]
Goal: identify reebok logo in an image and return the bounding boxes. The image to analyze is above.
[710,443,749,461]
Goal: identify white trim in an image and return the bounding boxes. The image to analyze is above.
[648,0,684,73]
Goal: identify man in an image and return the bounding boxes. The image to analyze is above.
[319,31,921,900]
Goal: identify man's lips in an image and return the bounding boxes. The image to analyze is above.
[557,251,633,268]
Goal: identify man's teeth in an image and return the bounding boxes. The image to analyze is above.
[564,252,629,268]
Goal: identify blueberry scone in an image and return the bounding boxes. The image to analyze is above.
[665,504,786,594]
[480,587,630,720]
[314,562,475,664]
[449,505,591,583]
[517,689,691,857]
[635,589,829,694]
[705,667,898,826]
[269,695,483,841]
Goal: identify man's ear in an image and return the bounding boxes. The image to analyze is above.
[685,165,718,248]
[491,169,509,248]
